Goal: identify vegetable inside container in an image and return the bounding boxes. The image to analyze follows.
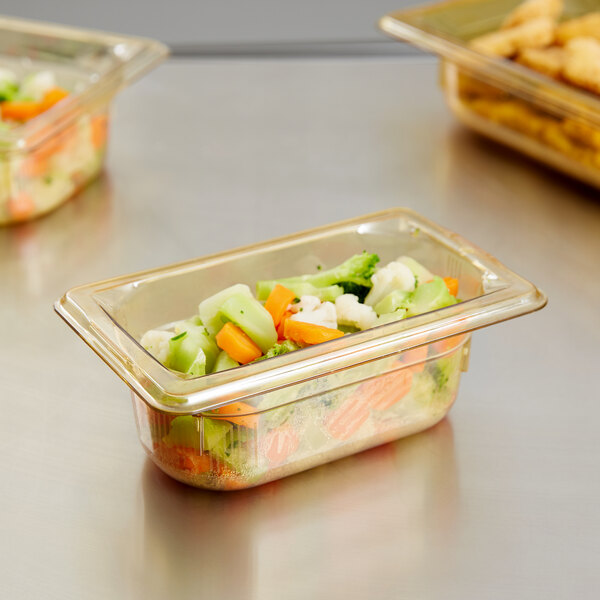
[56,209,546,416]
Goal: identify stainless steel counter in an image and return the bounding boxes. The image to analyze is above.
[1,57,599,599]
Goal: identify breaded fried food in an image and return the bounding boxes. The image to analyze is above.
[502,0,563,29]
[556,12,600,45]
[471,17,556,57]
[563,119,600,150]
[562,37,600,95]
[516,46,565,78]
[456,71,510,100]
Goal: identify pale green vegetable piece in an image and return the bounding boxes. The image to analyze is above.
[163,416,201,448]
[397,256,434,287]
[168,326,219,374]
[199,284,253,335]
[374,289,411,316]
[405,277,457,317]
[219,293,277,353]
[214,350,240,372]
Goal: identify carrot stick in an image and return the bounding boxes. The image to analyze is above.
[90,114,108,149]
[210,401,259,429]
[443,277,459,297]
[1,101,43,122]
[216,322,262,364]
[283,319,344,345]
[264,284,296,327]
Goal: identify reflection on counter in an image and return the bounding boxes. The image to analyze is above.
[137,418,458,599]
[0,174,113,300]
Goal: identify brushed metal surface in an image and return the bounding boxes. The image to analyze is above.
[1,57,599,599]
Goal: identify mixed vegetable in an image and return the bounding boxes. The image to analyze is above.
[141,253,459,374]
[0,69,107,224]
[0,69,69,125]
[139,253,465,489]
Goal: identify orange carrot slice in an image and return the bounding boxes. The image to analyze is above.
[264,284,296,327]
[443,277,459,297]
[216,322,262,364]
[154,443,214,475]
[40,87,69,112]
[277,310,293,340]
[210,401,259,429]
[362,369,414,411]
[398,345,429,374]
[91,114,108,149]
[326,397,371,440]
[283,319,344,346]
[1,101,43,122]
[261,424,300,465]
[432,334,466,354]
[1,88,68,123]
[7,192,35,221]
[20,154,49,177]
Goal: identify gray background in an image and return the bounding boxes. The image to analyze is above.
[2,0,417,53]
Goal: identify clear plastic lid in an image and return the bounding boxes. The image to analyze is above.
[55,209,546,413]
[0,15,168,154]
[378,0,600,127]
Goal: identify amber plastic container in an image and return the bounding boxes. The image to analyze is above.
[379,0,600,189]
[0,16,167,225]
[55,209,546,490]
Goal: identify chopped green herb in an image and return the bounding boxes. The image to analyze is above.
[170,332,187,341]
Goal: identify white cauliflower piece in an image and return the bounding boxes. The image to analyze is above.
[140,329,172,364]
[335,294,377,330]
[396,256,434,285]
[20,70,56,101]
[364,260,415,307]
[19,71,56,102]
[289,295,337,329]
[290,295,321,313]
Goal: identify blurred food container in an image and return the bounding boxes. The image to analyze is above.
[0,16,167,225]
[379,0,600,189]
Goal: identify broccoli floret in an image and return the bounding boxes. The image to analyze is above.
[429,354,461,392]
[339,282,371,302]
[431,362,450,391]
[256,252,380,299]
[256,340,300,361]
